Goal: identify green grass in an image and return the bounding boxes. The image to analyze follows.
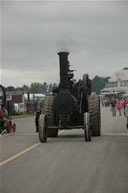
[10,113,34,119]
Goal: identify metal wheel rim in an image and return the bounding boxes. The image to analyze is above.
[84,112,91,141]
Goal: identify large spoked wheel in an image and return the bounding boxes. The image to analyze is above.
[88,95,101,136]
[0,85,6,107]
[84,112,91,142]
[39,114,48,143]
[82,74,89,113]
[43,96,58,137]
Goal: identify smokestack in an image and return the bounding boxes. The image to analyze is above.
[57,52,69,89]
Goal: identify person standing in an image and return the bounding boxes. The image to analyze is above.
[110,98,117,116]
[35,104,42,132]
[124,104,128,129]
[122,99,128,109]
[117,101,123,116]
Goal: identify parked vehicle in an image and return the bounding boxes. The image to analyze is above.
[13,103,26,114]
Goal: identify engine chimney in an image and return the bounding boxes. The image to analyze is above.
[58,52,69,89]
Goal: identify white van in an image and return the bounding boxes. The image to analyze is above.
[13,103,26,114]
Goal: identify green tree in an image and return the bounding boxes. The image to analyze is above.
[42,82,48,93]
[52,83,58,88]
[48,83,53,93]
[30,82,43,93]
[23,84,30,92]
[15,87,24,92]
[104,77,110,84]
[92,76,109,94]
[6,86,15,92]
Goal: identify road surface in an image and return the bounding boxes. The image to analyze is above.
[0,107,128,193]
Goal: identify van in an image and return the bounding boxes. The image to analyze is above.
[13,103,26,114]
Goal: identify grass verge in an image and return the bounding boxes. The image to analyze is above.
[10,114,34,119]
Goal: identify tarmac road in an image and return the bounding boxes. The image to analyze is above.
[0,107,128,193]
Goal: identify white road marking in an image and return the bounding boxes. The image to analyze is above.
[103,132,128,136]
[0,130,65,166]
[0,143,40,167]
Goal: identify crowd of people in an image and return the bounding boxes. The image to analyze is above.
[110,97,126,116]
[101,96,128,128]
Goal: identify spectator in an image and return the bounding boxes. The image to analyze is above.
[110,98,117,116]
[124,104,128,129]
[122,99,128,109]
[33,101,38,112]
[35,104,42,132]
[117,101,123,116]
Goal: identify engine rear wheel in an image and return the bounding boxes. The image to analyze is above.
[43,96,58,137]
[88,95,101,136]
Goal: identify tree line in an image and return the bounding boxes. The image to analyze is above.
[5,76,110,95]
[6,82,58,94]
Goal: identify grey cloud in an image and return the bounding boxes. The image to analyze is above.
[1,1,128,86]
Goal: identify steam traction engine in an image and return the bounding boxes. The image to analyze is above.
[38,52,101,142]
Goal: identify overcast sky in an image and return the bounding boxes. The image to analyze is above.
[1,0,128,87]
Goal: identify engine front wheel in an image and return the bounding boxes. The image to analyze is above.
[39,114,48,143]
[84,112,91,142]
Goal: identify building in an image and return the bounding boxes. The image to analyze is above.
[6,92,24,104]
[6,92,46,114]
[24,93,45,103]
[101,67,128,97]
[5,92,25,115]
